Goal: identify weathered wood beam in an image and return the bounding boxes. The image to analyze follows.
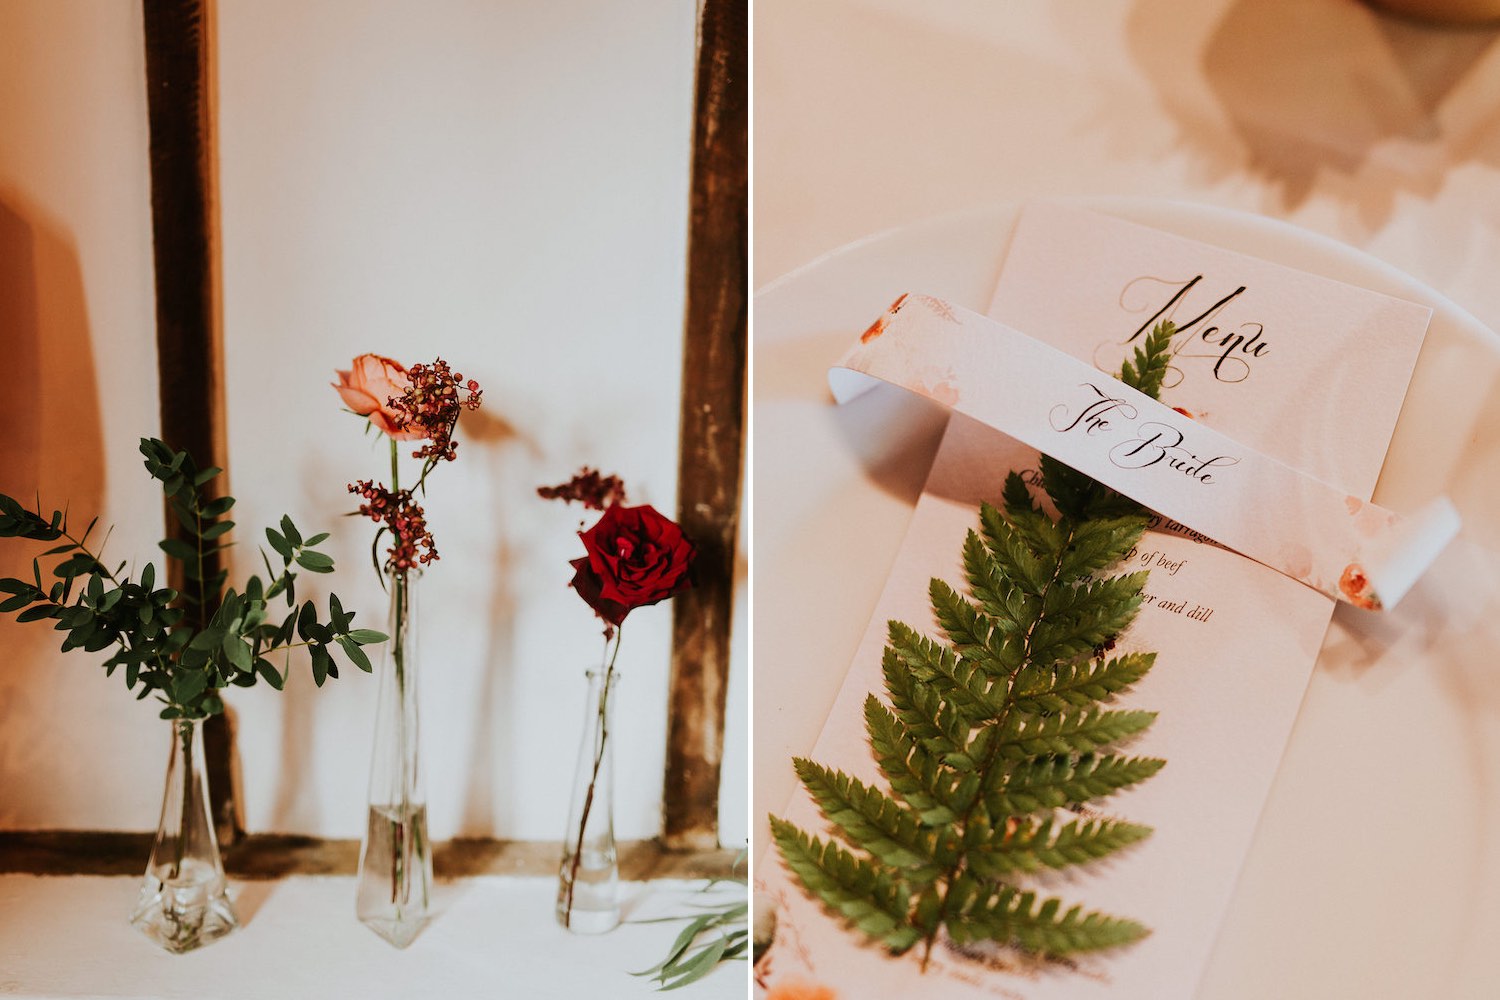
[662,0,748,850]
[142,0,241,845]
[0,832,738,881]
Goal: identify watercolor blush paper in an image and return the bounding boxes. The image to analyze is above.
[760,204,1434,1000]
[831,296,1457,610]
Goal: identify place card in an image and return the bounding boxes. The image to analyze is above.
[759,204,1434,1000]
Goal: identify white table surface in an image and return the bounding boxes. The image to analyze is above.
[753,3,1500,998]
[0,876,746,999]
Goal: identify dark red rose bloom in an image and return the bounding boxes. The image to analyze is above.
[569,503,695,625]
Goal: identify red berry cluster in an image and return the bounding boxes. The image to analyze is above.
[536,468,629,511]
[348,480,438,573]
[387,358,483,463]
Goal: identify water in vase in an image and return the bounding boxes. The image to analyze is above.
[356,802,432,948]
[131,856,237,954]
[556,843,620,933]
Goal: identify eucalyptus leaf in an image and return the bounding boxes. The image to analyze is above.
[159,538,196,561]
[335,635,372,673]
[265,527,292,560]
[0,437,378,719]
[0,594,33,613]
[309,644,331,687]
[202,495,235,517]
[294,550,334,573]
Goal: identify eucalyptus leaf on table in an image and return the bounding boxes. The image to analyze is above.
[631,868,749,992]
[0,437,386,721]
[771,322,1177,970]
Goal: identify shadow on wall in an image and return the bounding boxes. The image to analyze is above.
[262,401,543,837]
[0,191,106,821]
[454,406,539,838]
[1119,0,1500,226]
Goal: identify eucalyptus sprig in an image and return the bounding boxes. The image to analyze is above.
[771,322,1176,970]
[631,857,749,992]
[0,438,385,720]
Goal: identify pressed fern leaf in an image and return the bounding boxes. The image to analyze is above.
[773,322,1175,970]
[769,816,923,952]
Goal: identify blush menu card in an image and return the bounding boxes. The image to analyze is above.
[759,204,1432,1000]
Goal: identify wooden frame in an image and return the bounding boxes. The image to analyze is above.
[142,0,242,845]
[662,0,749,851]
[137,0,747,857]
[0,831,735,880]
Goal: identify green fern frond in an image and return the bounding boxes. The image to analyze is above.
[880,648,970,756]
[1000,472,1062,554]
[1028,573,1148,666]
[1055,516,1146,581]
[794,758,949,879]
[864,695,957,826]
[996,707,1157,759]
[1120,320,1175,400]
[768,815,922,953]
[954,887,1151,954]
[961,530,1033,636]
[1011,652,1155,714]
[968,816,1154,877]
[928,578,1022,673]
[987,754,1165,815]
[978,504,1052,594]
[774,335,1174,971]
[1036,453,1099,522]
[886,621,1004,721]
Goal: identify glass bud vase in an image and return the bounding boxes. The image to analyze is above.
[556,667,621,933]
[130,717,238,953]
[356,571,432,948]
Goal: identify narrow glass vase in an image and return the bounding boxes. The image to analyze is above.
[356,571,432,948]
[130,717,238,953]
[556,667,621,933]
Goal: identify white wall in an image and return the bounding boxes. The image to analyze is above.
[0,0,164,830]
[0,0,747,847]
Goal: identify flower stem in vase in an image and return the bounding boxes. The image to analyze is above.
[355,481,433,948]
[342,363,476,948]
[558,631,623,933]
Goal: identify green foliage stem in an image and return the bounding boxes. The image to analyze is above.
[0,438,386,720]
[771,321,1176,970]
[631,853,749,991]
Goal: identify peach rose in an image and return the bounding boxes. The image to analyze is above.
[333,354,421,439]
[767,980,837,1000]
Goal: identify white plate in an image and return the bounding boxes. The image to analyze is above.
[752,198,1500,1000]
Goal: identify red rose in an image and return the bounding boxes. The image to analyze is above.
[569,503,695,626]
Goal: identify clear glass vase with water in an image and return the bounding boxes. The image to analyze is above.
[131,717,238,953]
[355,571,432,947]
[557,666,621,933]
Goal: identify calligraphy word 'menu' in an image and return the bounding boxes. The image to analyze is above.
[1122,275,1270,384]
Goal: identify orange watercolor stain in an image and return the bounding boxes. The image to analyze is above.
[1338,563,1382,611]
[767,980,838,1000]
[859,293,909,343]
